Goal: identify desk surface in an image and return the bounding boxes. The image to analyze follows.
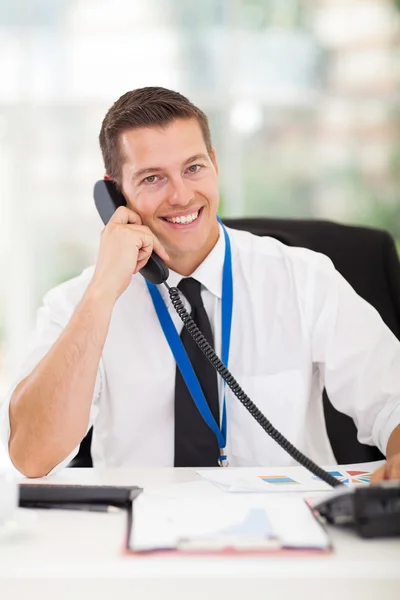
[0,468,399,600]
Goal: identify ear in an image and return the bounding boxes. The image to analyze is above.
[104,173,112,181]
[210,147,219,175]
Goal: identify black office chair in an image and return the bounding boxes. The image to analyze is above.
[70,218,400,467]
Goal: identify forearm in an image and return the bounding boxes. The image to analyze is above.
[386,424,400,459]
[9,283,115,477]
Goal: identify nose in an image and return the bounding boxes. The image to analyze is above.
[168,176,193,206]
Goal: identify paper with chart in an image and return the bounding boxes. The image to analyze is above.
[196,461,385,493]
[129,493,330,552]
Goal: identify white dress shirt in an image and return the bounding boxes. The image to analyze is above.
[1,225,400,473]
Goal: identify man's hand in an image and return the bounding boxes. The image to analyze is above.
[371,453,400,484]
[90,206,169,302]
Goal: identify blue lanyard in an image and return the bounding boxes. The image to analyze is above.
[146,220,233,459]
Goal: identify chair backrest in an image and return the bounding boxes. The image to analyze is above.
[71,217,400,467]
[223,217,400,463]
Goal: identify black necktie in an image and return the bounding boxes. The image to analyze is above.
[174,278,220,467]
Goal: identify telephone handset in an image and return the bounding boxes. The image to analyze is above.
[92,179,342,490]
[93,180,169,285]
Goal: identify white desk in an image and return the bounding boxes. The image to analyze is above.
[0,468,399,600]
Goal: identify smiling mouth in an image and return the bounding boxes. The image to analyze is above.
[161,207,203,225]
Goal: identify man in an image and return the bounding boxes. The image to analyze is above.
[1,87,399,480]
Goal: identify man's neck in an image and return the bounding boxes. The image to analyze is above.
[167,229,220,277]
[167,253,205,277]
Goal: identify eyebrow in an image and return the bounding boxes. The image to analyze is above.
[131,153,210,181]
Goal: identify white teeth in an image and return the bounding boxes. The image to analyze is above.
[166,210,199,224]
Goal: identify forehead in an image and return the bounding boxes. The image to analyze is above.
[120,118,207,169]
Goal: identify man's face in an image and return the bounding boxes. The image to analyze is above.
[119,118,220,263]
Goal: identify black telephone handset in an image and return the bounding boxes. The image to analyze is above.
[93,180,169,285]
[92,179,398,537]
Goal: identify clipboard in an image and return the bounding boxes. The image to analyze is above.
[123,493,332,556]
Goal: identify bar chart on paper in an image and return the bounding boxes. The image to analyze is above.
[197,461,383,493]
[258,476,300,486]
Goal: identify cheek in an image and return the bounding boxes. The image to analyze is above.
[204,185,219,210]
[131,188,166,217]
[196,178,219,203]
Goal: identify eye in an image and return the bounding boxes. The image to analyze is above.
[186,164,202,174]
[143,175,159,184]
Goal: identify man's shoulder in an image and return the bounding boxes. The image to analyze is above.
[226,226,337,287]
[227,225,328,264]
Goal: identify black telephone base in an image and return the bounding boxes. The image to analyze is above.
[314,481,400,538]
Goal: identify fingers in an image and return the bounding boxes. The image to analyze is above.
[385,456,400,480]
[370,464,386,484]
[107,207,169,272]
[110,206,143,226]
[148,233,170,263]
[134,251,153,273]
[370,454,400,485]
[108,208,168,259]
[126,223,169,262]
[132,229,169,274]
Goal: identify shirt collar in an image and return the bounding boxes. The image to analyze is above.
[161,222,225,301]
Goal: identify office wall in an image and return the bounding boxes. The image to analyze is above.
[0,0,399,434]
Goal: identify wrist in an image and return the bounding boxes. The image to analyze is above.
[84,279,119,310]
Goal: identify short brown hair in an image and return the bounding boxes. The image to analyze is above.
[99,87,212,187]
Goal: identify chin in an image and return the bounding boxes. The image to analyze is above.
[168,241,205,258]
[167,230,209,252]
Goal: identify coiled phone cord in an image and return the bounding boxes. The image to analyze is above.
[167,283,343,489]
